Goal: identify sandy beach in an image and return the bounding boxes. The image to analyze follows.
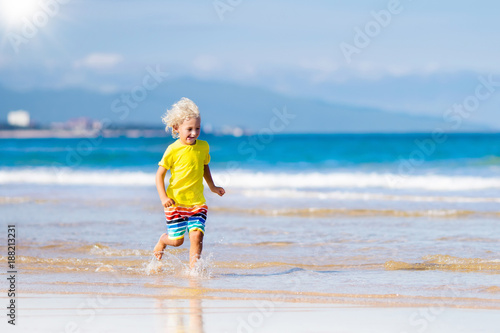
[2,294,499,333]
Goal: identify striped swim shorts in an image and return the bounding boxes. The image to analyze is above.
[164,204,208,240]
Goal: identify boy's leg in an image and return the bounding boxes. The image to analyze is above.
[154,233,184,260]
[188,230,203,268]
[155,206,188,260]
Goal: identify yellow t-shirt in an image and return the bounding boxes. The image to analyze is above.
[158,139,211,206]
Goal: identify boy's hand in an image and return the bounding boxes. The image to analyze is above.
[211,186,225,196]
[162,198,175,208]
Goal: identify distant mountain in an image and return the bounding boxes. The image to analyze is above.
[0,78,491,133]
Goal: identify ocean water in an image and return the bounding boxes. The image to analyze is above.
[1,134,500,313]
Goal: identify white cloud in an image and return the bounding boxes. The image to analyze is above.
[422,62,441,75]
[343,62,441,80]
[97,84,119,94]
[192,55,220,72]
[299,58,340,83]
[74,53,123,70]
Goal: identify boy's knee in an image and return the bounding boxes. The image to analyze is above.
[189,230,204,243]
[171,237,184,247]
[161,233,184,247]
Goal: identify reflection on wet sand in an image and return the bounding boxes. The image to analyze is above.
[156,278,204,333]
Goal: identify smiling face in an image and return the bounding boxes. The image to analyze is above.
[175,117,201,145]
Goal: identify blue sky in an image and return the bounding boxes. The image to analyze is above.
[1,0,500,127]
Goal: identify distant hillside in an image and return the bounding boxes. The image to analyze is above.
[0,78,491,133]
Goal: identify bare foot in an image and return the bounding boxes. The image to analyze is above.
[153,239,166,260]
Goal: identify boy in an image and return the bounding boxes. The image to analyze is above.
[154,97,225,268]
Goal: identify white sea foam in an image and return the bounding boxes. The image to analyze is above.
[216,171,500,191]
[240,189,500,203]
[0,168,153,186]
[1,168,500,192]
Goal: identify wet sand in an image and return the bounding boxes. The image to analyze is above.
[3,293,499,333]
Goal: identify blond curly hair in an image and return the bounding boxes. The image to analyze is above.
[161,97,200,138]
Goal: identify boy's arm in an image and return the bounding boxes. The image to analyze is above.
[204,164,225,196]
[156,166,175,207]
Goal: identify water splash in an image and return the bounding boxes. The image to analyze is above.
[144,252,184,276]
[144,257,166,275]
[144,251,214,278]
[144,251,187,276]
[185,253,214,279]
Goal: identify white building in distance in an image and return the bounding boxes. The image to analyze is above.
[7,110,30,127]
